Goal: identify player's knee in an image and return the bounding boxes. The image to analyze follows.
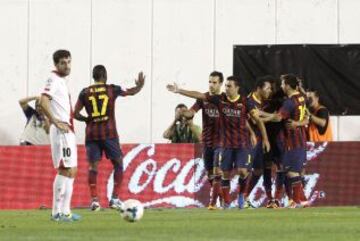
[70,167,77,177]
[287,171,299,178]
[237,168,249,178]
[89,162,99,171]
[213,167,222,176]
[111,159,123,171]
[221,171,230,179]
[58,166,77,178]
[207,169,214,177]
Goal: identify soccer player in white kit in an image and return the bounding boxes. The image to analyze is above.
[39,49,80,222]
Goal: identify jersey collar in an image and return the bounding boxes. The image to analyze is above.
[227,94,240,103]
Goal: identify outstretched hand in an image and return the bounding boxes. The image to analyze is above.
[166,83,179,93]
[135,72,145,87]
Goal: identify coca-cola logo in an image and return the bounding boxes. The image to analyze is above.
[107,144,207,207]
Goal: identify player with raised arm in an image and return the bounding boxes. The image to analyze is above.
[74,65,145,211]
[39,49,80,222]
[181,71,223,209]
[167,76,269,209]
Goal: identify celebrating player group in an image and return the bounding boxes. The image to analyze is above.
[167,72,310,209]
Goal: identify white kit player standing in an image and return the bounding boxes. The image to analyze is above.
[39,49,80,222]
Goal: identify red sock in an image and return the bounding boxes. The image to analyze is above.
[275,185,283,200]
[292,181,305,204]
[88,170,98,199]
[266,190,273,200]
[221,179,231,205]
[112,165,123,198]
[285,176,293,200]
[210,176,221,206]
[222,186,231,205]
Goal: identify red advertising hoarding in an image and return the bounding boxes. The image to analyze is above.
[0,142,359,209]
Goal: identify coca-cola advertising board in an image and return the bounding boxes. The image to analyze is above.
[0,142,359,209]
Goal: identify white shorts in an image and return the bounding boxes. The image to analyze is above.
[49,125,77,168]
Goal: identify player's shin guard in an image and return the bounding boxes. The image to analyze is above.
[210,175,221,206]
[52,174,66,216]
[112,163,123,199]
[221,179,231,206]
[289,176,305,204]
[88,170,98,199]
[263,168,272,200]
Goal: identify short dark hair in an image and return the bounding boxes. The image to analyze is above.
[92,65,107,82]
[226,76,241,87]
[282,74,298,89]
[53,49,71,64]
[255,75,275,89]
[175,103,187,111]
[209,71,224,83]
[308,88,322,103]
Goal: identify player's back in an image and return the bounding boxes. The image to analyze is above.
[281,93,307,149]
[79,83,124,141]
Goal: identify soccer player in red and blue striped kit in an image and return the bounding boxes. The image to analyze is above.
[181,71,223,209]
[167,76,269,209]
[74,65,145,211]
[245,76,274,208]
[268,74,308,208]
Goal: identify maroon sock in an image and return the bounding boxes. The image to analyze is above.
[221,179,231,205]
[290,176,304,203]
[112,165,123,198]
[285,176,293,200]
[210,176,221,206]
[247,174,260,196]
[88,170,98,199]
[275,186,283,200]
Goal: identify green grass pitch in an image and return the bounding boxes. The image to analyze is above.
[0,207,359,241]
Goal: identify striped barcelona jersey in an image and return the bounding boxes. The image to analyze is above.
[75,84,126,141]
[278,92,307,150]
[246,92,265,140]
[206,93,250,149]
[263,97,286,144]
[190,93,221,147]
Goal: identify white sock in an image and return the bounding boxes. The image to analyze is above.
[52,174,66,216]
[62,177,75,215]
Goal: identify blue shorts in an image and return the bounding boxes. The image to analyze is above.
[252,141,264,170]
[85,138,123,162]
[282,147,306,173]
[218,148,252,171]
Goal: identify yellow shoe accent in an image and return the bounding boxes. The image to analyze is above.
[207,205,217,210]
